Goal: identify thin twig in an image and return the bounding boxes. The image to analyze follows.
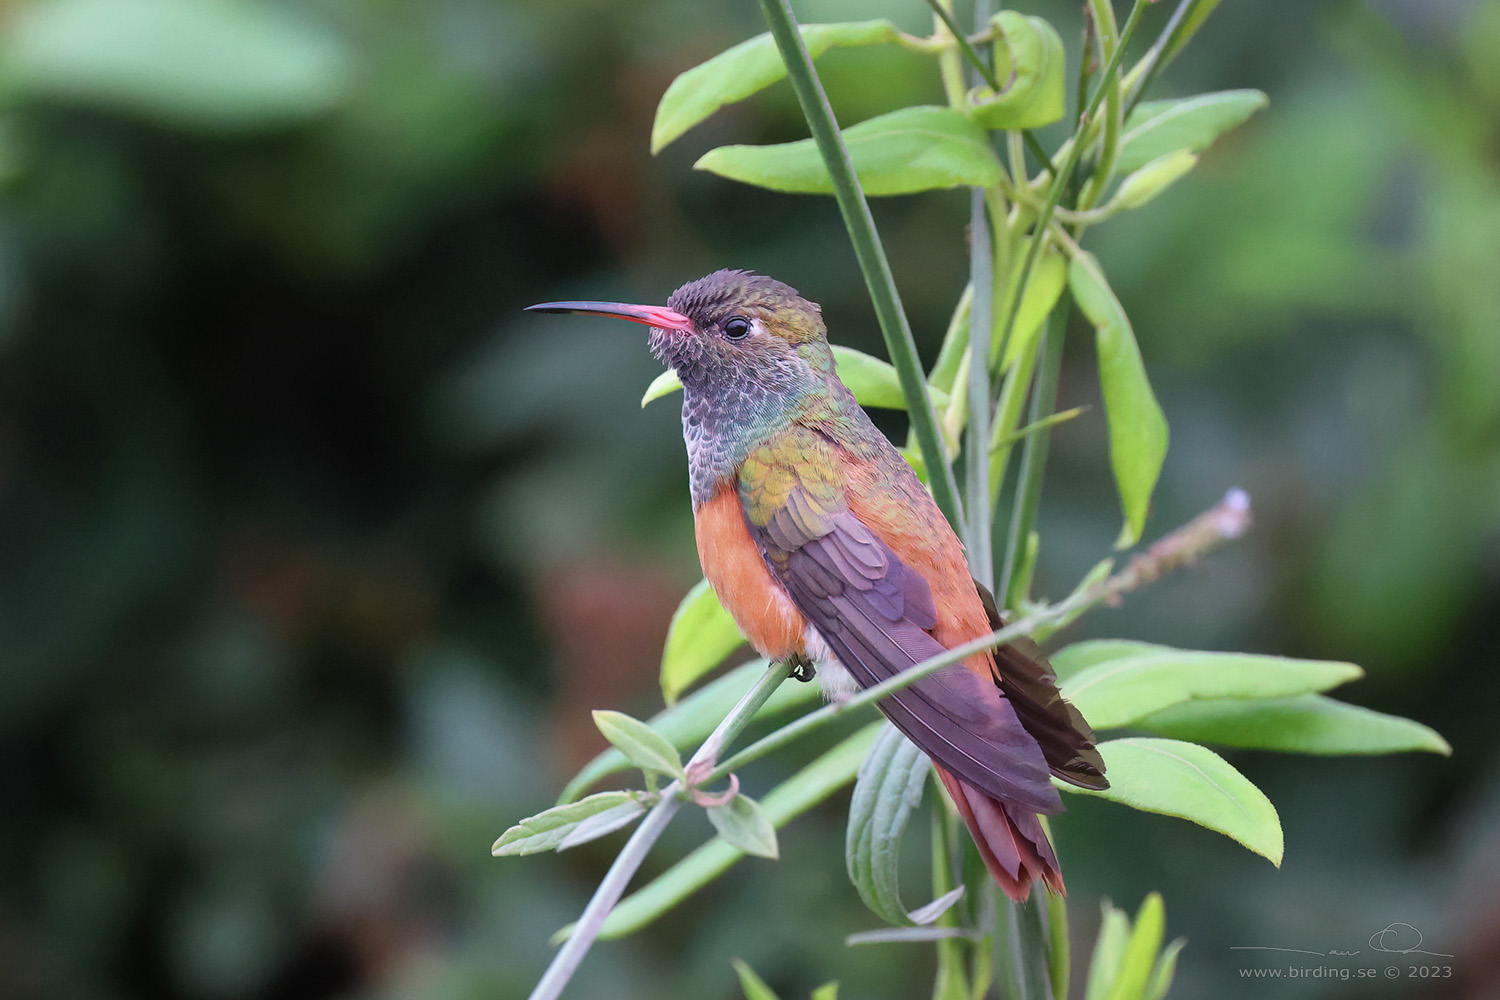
[527,661,791,1000]
[705,489,1253,785]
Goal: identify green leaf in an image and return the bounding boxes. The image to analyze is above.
[1068,251,1169,548]
[571,722,883,939]
[997,245,1068,370]
[1051,639,1161,681]
[1158,0,1228,71]
[558,660,821,803]
[845,722,930,925]
[1113,150,1199,211]
[555,799,648,850]
[833,345,952,410]
[732,959,784,1000]
[1117,89,1268,173]
[810,983,840,1000]
[1135,694,1453,756]
[1109,893,1165,1000]
[1083,902,1131,1000]
[651,20,902,153]
[1064,738,1283,865]
[644,346,951,411]
[1059,645,1363,730]
[641,369,683,407]
[1146,938,1186,1000]
[708,793,779,859]
[660,579,745,703]
[592,710,685,780]
[492,791,638,856]
[696,106,1002,195]
[8,0,353,132]
[967,12,1066,130]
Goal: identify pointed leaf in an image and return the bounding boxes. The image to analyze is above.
[810,982,840,1000]
[1063,738,1283,865]
[644,346,950,411]
[1117,89,1268,173]
[641,369,682,407]
[1059,647,1363,730]
[1108,893,1165,1000]
[592,710,685,779]
[846,722,930,926]
[1068,251,1168,548]
[907,886,965,926]
[492,791,637,856]
[559,660,821,802]
[661,579,746,703]
[997,245,1068,370]
[652,20,902,153]
[696,106,1002,196]
[564,722,882,939]
[732,959,784,1000]
[708,792,779,858]
[1051,639,1162,681]
[1113,150,1199,211]
[1084,902,1131,1000]
[555,799,648,850]
[1146,938,1186,1000]
[1135,694,1452,756]
[832,345,951,409]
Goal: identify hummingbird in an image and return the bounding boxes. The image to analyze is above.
[527,270,1105,900]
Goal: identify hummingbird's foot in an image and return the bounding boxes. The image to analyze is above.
[787,653,816,683]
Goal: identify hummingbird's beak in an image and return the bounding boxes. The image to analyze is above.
[525,300,694,332]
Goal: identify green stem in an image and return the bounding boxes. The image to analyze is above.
[926,0,998,91]
[1076,0,1123,212]
[966,187,995,587]
[1125,0,1212,114]
[999,304,1067,609]
[528,661,791,1000]
[757,0,964,530]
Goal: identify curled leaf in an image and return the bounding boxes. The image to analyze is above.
[966,11,1066,130]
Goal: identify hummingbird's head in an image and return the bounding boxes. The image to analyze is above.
[526,270,835,406]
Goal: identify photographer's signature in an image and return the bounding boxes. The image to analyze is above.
[1231,922,1453,959]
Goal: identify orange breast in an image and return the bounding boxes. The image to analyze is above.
[695,485,806,661]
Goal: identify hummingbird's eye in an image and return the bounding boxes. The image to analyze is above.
[723,316,751,340]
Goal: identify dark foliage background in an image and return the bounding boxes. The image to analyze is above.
[1,1,1496,998]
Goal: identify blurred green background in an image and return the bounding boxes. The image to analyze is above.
[1,0,1496,997]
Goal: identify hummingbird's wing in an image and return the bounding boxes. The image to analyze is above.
[744,478,1062,815]
[974,581,1108,790]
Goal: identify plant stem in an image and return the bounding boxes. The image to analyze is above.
[528,660,791,1000]
[757,0,964,530]
[999,305,1066,609]
[967,186,995,587]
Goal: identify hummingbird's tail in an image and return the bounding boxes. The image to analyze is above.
[933,765,1063,902]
